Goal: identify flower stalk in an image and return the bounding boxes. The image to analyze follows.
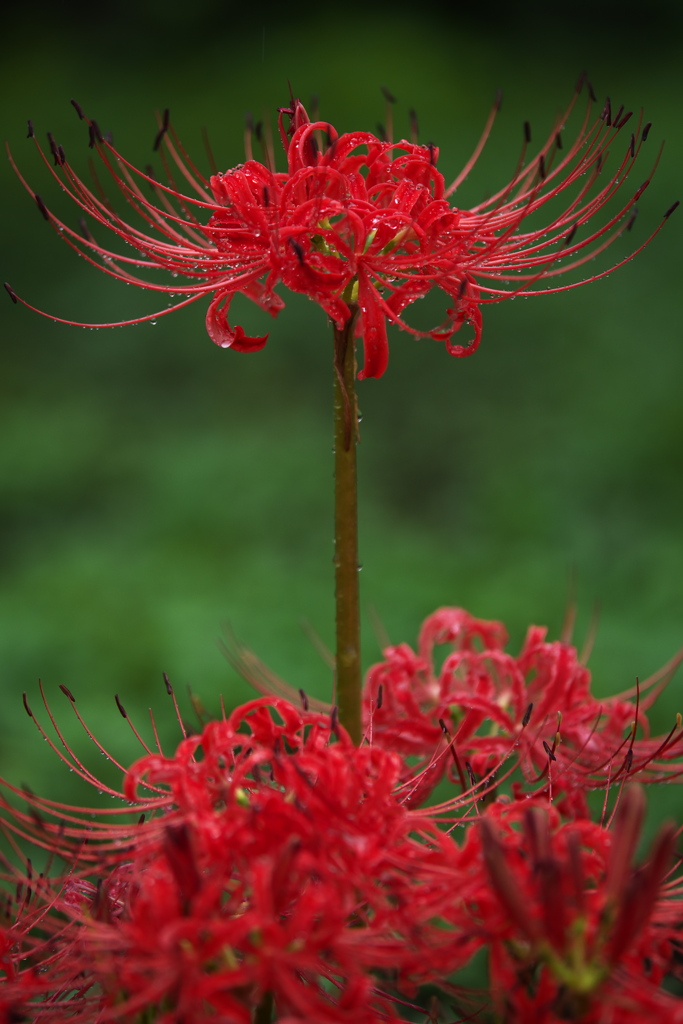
[253,991,274,1024]
[333,305,362,743]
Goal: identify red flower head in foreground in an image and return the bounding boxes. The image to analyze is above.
[0,693,475,1023]
[5,79,677,378]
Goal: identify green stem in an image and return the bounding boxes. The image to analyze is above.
[333,310,362,744]
[252,991,274,1024]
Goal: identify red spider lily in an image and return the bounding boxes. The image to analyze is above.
[0,691,478,1023]
[5,81,676,378]
[363,606,683,802]
[2,685,683,1022]
[465,790,683,1023]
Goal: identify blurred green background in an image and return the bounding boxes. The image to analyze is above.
[0,0,681,810]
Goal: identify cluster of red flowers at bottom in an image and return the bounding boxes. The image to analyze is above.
[1,612,682,1023]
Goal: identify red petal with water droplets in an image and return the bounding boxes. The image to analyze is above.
[357,274,389,380]
[205,290,269,352]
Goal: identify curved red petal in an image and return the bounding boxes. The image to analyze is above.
[357,275,389,379]
[205,291,269,352]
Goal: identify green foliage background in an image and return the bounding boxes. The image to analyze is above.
[0,0,681,815]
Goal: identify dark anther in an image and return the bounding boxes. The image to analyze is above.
[47,132,60,166]
[586,79,597,103]
[289,238,305,265]
[617,111,633,129]
[555,131,563,150]
[262,186,269,208]
[595,154,604,174]
[522,702,533,727]
[78,217,94,242]
[58,145,66,164]
[330,705,339,735]
[458,277,468,299]
[629,133,636,159]
[409,108,419,140]
[600,97,612,125]
[138,813,146,825]
[163,672,173,695]
[465,761,477,787]
[376,122,387,141]
[34,194,50,220]
[70,99,84,120]
[115,694,127,719]
[626,207,638,231]
[298,688,309,711]
[380,85,396,104]
[254,121,263,143]
[376,684,383,710]
[29,804,44,830]
[153,109,170,151]
[523,121,531,144]
[663,200,680,220]
[4,283,18,304]
[24,865,34,900]
[642,122,652,142]
[26,119,35,139]
[494,88,503,112]
[144,164,158,192]
[427,141,436,165]
[90,120,103,143]
[245,111,254,133]
[623,748,633,772]
[59,684,76,703]
[88,124,96,149]
[542,740,557,762]
[612,104,624,126]
[575,70,586,93]
[538,154,546,180]
[22,692,33,717]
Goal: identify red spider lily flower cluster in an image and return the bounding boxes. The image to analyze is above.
[363,606,683,809]
[5,80,676,378]
[1,658,682,1023]
[0,694,476,1023]
[462,791,683,1023]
